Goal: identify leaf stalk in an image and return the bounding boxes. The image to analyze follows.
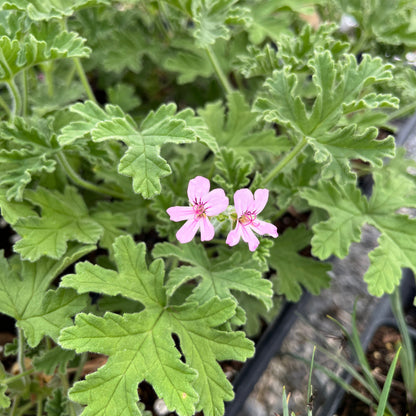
[73,57,97,103]
[205,46,233,95]
[262,136,308,185]
[56,152,126,199]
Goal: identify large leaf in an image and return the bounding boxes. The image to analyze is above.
[13,187,103,261]
[0,244,93,347]
[0,0,110,20]
[255,51,397,180]
[269,225,331,301]
[59,236,254,416]
[153,242,273,309]
[300,155,416,296]
[0,21,90,82]
[59,101,197,198]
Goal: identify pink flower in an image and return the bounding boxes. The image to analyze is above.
[167,176,229,243]
[226,188,278,251]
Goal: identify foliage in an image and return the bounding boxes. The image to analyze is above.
[0,0,415,415]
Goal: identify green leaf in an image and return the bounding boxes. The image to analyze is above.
[189,0,250,47]
[0,244,93,347]
[153,242,273,309]
[45,389,69,416]
[0,118,58,201]
[269,225,331,301]
[213,147,253,195]
[0,0,110,20]
[0,384,10,409]
[107,83,141,113]
[0,22,90,82]
[60,101,197,198]
[255,51,397,180]
[59,236,254,416]
[13,187,103,261]
[33,346,76,375]
[198,92,290,157]
[300,158,416,295]
[0,187,36,224]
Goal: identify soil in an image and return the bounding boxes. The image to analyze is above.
[338,325,413,416]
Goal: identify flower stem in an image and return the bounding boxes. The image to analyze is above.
[17,328,27,385]
[73,57,97,103]
[3,369,35,385]
[205,46,233,95]
[262,136,308,186]
[60,372,77,416]
[56,152,126,199]
[6,78,22,120]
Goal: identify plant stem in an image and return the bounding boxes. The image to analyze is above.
[3,369,35,385]
[36,398,43,416]
[56,152,126,199]
[6,78,22,120]
[390,287,415,397]
[388,100,416,122]
[0,93,11,118]
[9,396,20,416]
[60,373,77,416]
[73,57,97,103]
[205,46,233,95]
[262,136,308,186]
[21,70,28,117]
[73,352,87,382]
[17,328,28,386]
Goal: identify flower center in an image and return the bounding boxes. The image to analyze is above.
[193,202,206,219]
[239,211,257,226]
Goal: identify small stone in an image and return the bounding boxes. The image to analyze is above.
[153,398,169,416]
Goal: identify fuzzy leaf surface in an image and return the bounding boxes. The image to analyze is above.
[0,0,109,20]
[255,51,397,180]
[300,160,416,295]
[0,245,92,346]
[269,225,331,301]
[0,118,58,201]
[153,242,273,309]
[59,101,197,198]
[0,22,89,81]
[59,236,254,416]
[13,187,103,261]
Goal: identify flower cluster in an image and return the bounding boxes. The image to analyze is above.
[167,176,278,251]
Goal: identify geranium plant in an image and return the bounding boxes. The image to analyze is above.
[0,1,416,415]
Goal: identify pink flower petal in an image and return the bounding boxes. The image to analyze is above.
[234,189,254,216]
[253,220,278,237]
[200,217,215,241]
[226,224,243,247]
[176,218,200,244]
[167,206,194,222]
[241,225,260,251]
[187,176,210,204]
[253,189,269,214]
[204,188,229,216]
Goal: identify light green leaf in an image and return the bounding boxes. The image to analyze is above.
[300,158,416,296]
[13,187,103,261]
[0,187,36,224]
[33,346,76,375]
[60,236,254,416]
[0,384,10,409]
[0,244,93,346]
[269,225,331,301]
[0,118,58,201]
[107,83,141,113]
[190,0,250,47]
[153,242,273,309]
[0,23,90,82]
[59,101,197,198]
[0,0,110,20]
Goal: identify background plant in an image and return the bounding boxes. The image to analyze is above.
[0,0,415,415]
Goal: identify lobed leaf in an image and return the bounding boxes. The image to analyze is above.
[59,236,254,416]
[0,244,93,346]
